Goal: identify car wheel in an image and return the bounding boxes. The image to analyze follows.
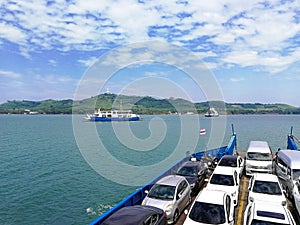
[173,209,179,224]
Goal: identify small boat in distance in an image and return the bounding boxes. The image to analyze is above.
[85,109,140,122]
[204,107,219,117]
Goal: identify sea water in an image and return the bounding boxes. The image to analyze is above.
[1,114,300,225]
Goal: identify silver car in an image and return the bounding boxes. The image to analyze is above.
[142,175,191,224]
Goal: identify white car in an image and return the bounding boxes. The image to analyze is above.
[243,201,296,225]
[292,176,300,216]
[142,175,191,224]
[248,173,286,206]
[217,155,244,181]
[206,166,239,206]
[183,189,235,225]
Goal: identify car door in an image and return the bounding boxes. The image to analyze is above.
[275,157,287,182]
[176,180,189,212]
[225,195,234,225]
[238,157,244,176]
[293,181,300,214]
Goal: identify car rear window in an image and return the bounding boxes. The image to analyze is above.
[188,202,226,224]
[256,210,285,220]
[210,174,234,186]
[253,181,282,195]
[218,158,237,167]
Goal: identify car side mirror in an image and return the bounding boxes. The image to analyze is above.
[184,209,188,215]
[177,193,182,200]
[145,190,149,194]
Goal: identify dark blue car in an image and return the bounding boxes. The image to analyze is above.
[176,160,209,195]
[101,205,167,225]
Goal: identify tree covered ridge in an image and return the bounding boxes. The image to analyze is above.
[0,93,299,114]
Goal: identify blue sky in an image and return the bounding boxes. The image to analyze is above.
[1,0,300,106]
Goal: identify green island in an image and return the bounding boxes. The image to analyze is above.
[0,93,299,115]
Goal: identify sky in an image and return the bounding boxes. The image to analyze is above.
[1,0,300,106]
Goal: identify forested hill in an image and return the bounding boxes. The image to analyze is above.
[0,93,299,114]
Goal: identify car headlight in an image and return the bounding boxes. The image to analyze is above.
[165,204,174,215]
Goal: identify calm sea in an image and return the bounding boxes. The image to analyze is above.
[1,114,300,225]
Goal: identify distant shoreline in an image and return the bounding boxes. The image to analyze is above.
[1,94,299,115]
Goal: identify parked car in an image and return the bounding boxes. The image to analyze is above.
[292,176,300,216]
[248,173,287,206]
[243,201,296,225]
[183,189,235,225]
[217,155,244,180]
[206,166,239,206]
[245,141,273,176]
[176,159,208,195]
[142,175,191,224]
[274,150,300,199]
[100,205,167,225]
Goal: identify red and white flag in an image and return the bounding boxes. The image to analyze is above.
[199,128,206,136]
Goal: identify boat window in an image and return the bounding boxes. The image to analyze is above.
[210,174,234,186]
[188,202,225,224]
[252,181,282,195]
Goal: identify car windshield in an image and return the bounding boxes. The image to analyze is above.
[251,219,286,225]
[177,166,198,176]
[247,152,272,161]
[210,174,234,186]
[148,184,175,200]
[293,169,300,180]
[188,201,225,224]
[253,181,282,195]
[218,158,237,167]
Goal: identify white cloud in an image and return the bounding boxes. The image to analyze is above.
[78,57,98,67]
[0,0,300,74]
[230,77,245,82]
[0,70,21,78]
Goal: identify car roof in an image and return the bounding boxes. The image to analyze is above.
[195,189,226,205]
[247,141,271,153]
[180,161,200,167]
[156,175,186,186]
[277,150,300,169]
[253,173,279,182]
[102,205,163,225]
[218,155,238,166]
[252,202,291,224]
[220,155,238,160]
[212,165,235,175]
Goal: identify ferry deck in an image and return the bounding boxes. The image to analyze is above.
[175,153,300,225]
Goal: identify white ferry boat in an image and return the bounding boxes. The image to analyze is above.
[85,109,140,122]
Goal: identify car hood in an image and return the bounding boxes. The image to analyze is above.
[143,197,173,211]
[246,160,272,167]
[185,176,198,185]
[206,184,238,195]
[249,192,286,204]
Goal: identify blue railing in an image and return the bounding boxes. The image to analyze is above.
[287,126,298,150]
[287,135,298,150]
[89,133,237,225]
